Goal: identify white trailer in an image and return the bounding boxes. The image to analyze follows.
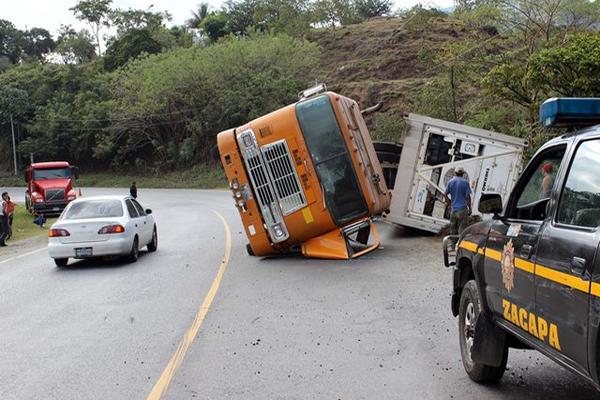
[383,113,528,233]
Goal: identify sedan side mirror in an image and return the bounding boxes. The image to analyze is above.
[145,209,152,215]
[479,193,503,218]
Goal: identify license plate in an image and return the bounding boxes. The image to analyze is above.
[75,247,93,258]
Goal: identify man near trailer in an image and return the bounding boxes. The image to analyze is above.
[444,167,472,237]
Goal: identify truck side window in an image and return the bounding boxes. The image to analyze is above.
[557,139,600,228]
[508,146,566,221]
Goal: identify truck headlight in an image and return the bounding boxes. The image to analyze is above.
[272,223,286,238]
[230,179,240,190]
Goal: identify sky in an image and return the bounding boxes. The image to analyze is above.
[2,0,455,36]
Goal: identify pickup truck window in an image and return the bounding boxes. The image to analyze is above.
[557,139,600,228]
[296,95,368,225]
[510,146,565,220]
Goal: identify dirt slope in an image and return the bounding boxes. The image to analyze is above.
[310,16,470,113]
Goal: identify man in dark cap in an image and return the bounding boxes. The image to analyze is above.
[444,167,472,237]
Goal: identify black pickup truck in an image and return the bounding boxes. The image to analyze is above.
[443,98,600,389]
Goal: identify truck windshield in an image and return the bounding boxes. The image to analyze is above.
[296,95,368,225]
[33,168,71,180]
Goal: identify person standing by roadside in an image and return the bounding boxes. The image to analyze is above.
[444,167,472,237]
[0,192,8,247]
[130,181,138,199]
[5,195,14,240]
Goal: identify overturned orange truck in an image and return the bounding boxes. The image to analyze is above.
[217,86,390,259]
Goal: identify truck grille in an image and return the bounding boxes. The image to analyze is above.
[245,149,279,226]
[45,189,65,202]
[262,140,307,215]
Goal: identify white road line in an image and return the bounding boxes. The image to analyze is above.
[0,247,47,265]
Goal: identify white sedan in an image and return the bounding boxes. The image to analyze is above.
[48,195,158,267]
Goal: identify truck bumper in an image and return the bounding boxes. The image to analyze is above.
[33,202,68,215]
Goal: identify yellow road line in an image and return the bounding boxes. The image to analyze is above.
[147,210,232,400]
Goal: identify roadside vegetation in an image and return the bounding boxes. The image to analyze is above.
[7,206,57,242]
[2,0,600,178]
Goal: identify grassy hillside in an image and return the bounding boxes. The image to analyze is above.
[310,16,470,115]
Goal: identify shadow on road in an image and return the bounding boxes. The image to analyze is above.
[53,253,149,271]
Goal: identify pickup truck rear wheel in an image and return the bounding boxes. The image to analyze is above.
[458,280,508,382]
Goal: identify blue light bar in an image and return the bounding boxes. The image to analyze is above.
[540,98,600,128]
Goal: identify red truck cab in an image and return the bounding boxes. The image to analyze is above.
[24,161,79,215]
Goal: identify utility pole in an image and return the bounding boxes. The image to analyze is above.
[10,113,17,175]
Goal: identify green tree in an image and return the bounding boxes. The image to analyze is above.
[18,28,55,62]
[107,34,319,168]
[225,0,260,34]
[109,6,171,35]
[528,32,600,97]
[355,0,392,19]
[254,0,314,37]
[56,25,97,64]
[186,3,210,28]
[313,0,361,28]
[70,0,113,55]
[201,12,230,42]
[103,29,162,71]
[0,19,22,64]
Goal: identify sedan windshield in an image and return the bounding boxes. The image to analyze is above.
[63,200,124,220]
[34,168,71,180]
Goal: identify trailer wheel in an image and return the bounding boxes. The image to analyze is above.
[458,280,508,382]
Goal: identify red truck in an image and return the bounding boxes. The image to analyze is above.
[24,161,79,215]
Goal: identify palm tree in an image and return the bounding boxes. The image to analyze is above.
[186,3,209,28]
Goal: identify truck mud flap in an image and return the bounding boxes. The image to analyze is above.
[301,218,380,260]
[472,312,507,367]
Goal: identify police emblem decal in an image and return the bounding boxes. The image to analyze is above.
[501,239,515,292]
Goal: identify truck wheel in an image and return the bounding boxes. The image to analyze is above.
[25,196,32,213]
[147,227,158,252]
[458,280,508,382]
[246,243,255,256]
[54,258,68,267]
[127,237,139,263]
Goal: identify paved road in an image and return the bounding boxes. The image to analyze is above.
[0,188,597,399]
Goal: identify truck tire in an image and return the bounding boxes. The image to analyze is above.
[54,258,68,267]
[147,227,158,252]
[127,236,139,263]
[458,280,508,382]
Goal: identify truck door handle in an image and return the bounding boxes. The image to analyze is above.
[521,244,533,258]
[571,257,587,276]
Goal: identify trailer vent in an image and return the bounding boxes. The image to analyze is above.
[262,140,307,215]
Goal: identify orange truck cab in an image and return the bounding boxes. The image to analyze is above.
[217,86,391,259]
[25,161,79,215]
